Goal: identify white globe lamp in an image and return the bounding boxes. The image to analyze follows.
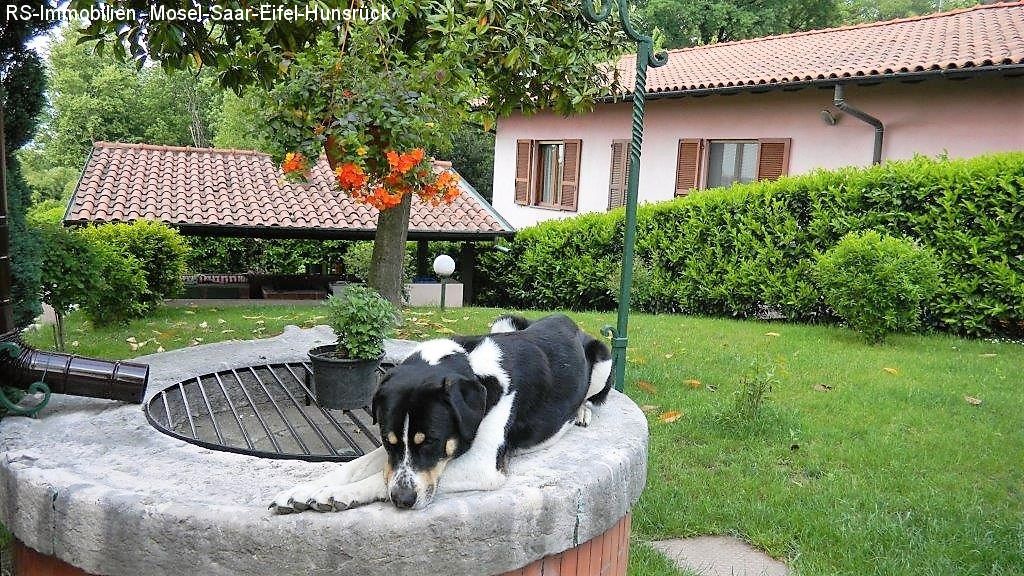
[433,255,456,308]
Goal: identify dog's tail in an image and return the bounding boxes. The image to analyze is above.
[490,314,531,334]
[582,336,613,406]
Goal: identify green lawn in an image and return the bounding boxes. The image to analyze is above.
[19,305,1024,576]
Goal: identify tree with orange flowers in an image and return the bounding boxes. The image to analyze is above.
[70,0,630,305]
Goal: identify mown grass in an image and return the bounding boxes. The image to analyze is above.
[19,305,1024,575]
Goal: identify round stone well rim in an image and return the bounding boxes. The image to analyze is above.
[0,326,649,576]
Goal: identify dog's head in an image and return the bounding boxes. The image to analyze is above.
[371,364,487,509]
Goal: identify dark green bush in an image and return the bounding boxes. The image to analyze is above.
[815,231,940,343]
[35,223,101,316]
[79,221,189,306]
[6,159,42,327]
[477,152,1024,337]
[185,237,348,274]
[81,242,149,326]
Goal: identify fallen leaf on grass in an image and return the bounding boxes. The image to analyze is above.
[70,341,79,348]
[198,321,209,329]
[685,379,701,389]
[221,329,235,334]
[813,384,833,392]
[634,380,657,394]
[664,353,674,359]
[979,353,997,358]
[217,318,227,324]
[765,332,781,337]
[965,396,983,406]
[184,310,195,315]
[639,405,660,414]
[156,346,165,353]
[883,367,899,375]
[658,411,682,423]
[243,315,265,320]
[126,337,137,344]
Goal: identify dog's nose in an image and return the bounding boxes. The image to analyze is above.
[391,487,417,509]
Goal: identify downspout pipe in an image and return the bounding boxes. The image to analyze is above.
[0,104,148,405]
[833,84,884,165]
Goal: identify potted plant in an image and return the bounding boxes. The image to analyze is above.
[309,285,397,410]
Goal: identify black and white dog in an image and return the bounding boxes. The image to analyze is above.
[269,314,612,513]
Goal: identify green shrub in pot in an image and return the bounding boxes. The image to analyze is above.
[310,285,397,409]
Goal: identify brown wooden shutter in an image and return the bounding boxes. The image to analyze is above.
[756,138,791,181]
[608,140,629,210]
[674,139,703,196]
[560,139,582,211]
[514,140,533,205]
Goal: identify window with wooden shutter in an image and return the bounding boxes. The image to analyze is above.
[674,139,703,196]
[756,139,791,181]
[560,139,582,211]
[608,140,630,210]
[514,139,533,205]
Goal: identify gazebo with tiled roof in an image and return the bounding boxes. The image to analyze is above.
[64,142,515,303]
[65,142,514,241]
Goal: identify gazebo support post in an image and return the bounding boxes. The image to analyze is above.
[416,239,429,280]
[582,0,668,391]
[459,242,476,306]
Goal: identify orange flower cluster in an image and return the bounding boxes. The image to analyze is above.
[334,162,368,190]
[281,152,307,174]
[420,170,461,206]
[285,147,461,212]
[386,148,425,174]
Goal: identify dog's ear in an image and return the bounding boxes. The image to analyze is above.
[444,376,487,440]
[371,375,390,425]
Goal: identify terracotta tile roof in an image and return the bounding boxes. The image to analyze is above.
[66,142,514,238]
[617,1,1024,96]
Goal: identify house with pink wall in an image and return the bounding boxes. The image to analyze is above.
[492,2,1024,229]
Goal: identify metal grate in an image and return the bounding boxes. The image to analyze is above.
[144,362,386,462]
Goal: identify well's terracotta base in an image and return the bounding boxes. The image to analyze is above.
[15,513,632,576]
[497,513,632,576]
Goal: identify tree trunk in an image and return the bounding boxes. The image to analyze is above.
[368,192,411,307]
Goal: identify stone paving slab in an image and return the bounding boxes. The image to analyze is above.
[653,536,790,576]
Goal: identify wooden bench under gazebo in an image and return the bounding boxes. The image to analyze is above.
[63,142,515,304]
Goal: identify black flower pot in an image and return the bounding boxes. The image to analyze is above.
[308,344,383,410]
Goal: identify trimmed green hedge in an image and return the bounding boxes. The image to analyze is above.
[478,153,1024,337]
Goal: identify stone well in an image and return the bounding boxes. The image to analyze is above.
[0,326,648,576]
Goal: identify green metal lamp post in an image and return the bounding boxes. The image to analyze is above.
[582,0,668,392]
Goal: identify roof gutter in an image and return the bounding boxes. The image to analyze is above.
[606,64,1024,102]
[833,84,884,165]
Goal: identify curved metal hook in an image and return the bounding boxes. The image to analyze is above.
[648,48,670,68]
[581,0,613,23]
[616,0,650,43]
[0,381,51,418]
[0,341,21,359]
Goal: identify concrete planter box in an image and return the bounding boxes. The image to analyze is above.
[405,282,463,307]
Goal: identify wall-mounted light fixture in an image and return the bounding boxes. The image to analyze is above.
[820,109,839,126]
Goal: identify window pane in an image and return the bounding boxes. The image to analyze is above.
[707,141,758,188]
[537,143,563,204]
[738,142,758,183]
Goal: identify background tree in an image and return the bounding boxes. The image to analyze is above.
[1,5,57,326]
[71,0,629,305]
[643,0,838,48]
[836,0,978,23]
[446,125,495,203]
[18,26,221,204]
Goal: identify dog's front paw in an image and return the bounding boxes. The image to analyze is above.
[268,482,322,514]
[269,476,385,514]
[575,402,593,427]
